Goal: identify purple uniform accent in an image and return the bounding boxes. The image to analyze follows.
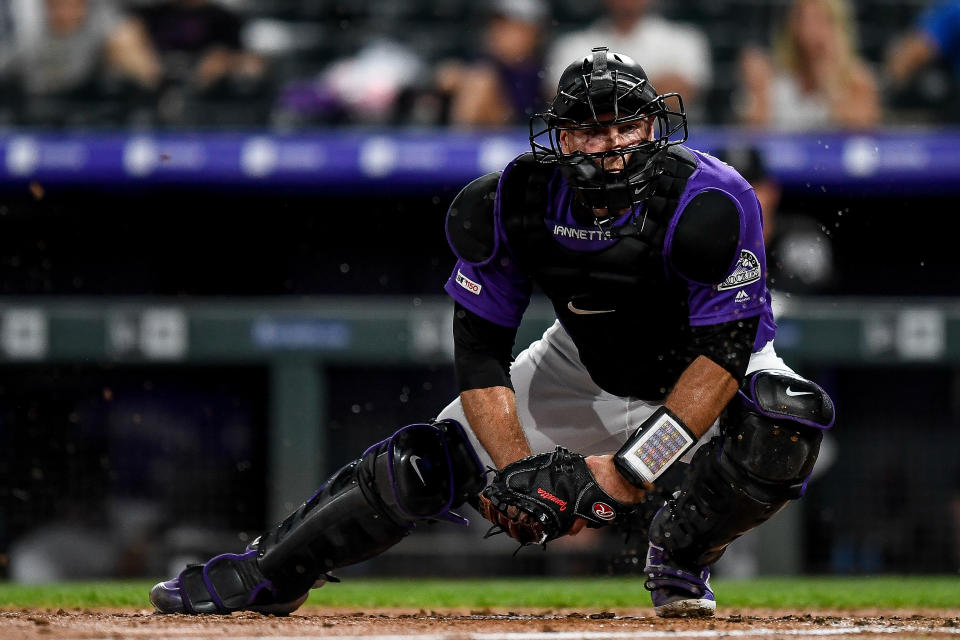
[444,148,777,345]
[200,550,266,612]
[444,161,533,328]
[664,150,775,351]
[644,542,715,606]
[544,172,636,252]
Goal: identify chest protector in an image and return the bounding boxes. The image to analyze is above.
[500,148,698,400]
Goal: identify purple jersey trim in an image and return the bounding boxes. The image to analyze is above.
[663,150,775,349]
[444,157,533,328]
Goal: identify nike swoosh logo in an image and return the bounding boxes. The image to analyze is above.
[567,301,615,315]
[785,387,814,397]
[409,455,426,484]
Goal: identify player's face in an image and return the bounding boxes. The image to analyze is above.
[559,116,655,172]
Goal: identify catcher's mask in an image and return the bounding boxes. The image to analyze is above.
[530,46,687,211]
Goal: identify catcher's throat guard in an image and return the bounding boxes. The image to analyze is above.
[614,407,696,486]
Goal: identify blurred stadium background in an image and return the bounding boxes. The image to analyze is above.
[0,0,959,586]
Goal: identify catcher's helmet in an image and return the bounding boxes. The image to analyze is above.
[530,47,687,211]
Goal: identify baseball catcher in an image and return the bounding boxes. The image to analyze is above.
[150,47,835,618]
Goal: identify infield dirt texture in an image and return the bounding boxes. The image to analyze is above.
[3,606,960,639]
[2,578,959,639]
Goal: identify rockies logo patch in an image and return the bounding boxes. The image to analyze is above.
[717,250,761,291]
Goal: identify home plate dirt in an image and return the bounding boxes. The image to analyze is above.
[2,608,959,639]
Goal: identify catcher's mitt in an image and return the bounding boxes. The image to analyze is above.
[477,446,636,545]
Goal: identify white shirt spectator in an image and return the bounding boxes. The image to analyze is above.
[768,72,832,131]
[546,14,711,98]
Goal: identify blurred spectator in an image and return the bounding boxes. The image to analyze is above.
[885,0,960,120]
[0,0,160,99]
[273,39,426,126]
[717,145,835,294]
[434,0,548,127]
[0,0,43,70]
[738,0,880,131]
[133,0,265,93]
[546,0,711,114]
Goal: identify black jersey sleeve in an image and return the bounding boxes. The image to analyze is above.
[670,189,742,284]
[453,302,518,392]
[686,315,760,383]
[447,172,501,265]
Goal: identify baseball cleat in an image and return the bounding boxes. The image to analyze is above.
[150,549,315,615]
[643,543,716,618]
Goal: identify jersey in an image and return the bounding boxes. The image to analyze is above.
[444,147,776,401]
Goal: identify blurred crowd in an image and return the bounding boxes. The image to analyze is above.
[0,0,958,129]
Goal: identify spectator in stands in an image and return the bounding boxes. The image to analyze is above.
[133,0,264,93]
[0,0,161,98]
[273,38,427,126]
[434,0,548,127]
[545,0,711,114]
[0,1,42,71]
[885,0,960,117]
[737,0,880,131]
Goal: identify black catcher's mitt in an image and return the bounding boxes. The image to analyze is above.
[477,446,636,545]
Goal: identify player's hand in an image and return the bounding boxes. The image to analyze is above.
[477,447,639,545]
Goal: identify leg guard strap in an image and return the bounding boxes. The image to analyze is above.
[173,549,308,615]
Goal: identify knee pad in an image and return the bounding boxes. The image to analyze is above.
[255,419,485,596]
[374,418,487,522]
[724,370,835,497]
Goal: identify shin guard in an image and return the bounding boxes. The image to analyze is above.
[649,370,834,568]
[254,419,485,600]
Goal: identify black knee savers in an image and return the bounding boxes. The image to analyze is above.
[649,370,834,566]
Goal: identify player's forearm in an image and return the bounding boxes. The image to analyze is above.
[664,355,739,438]
[460,386,532,468]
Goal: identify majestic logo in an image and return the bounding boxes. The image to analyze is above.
[785,387,815,397]
[455,270,482,295]
[567,301,616,315]
[537,488,567,511]
[718,250,761,291]
[592,502,616,520]
[734,290,750,303]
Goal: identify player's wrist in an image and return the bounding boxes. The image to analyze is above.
[614,406,697,488]
[585,455,646,504]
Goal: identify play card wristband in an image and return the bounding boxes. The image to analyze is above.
[614,406,697,487]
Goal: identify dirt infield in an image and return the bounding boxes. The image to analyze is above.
[2,607,959,639]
